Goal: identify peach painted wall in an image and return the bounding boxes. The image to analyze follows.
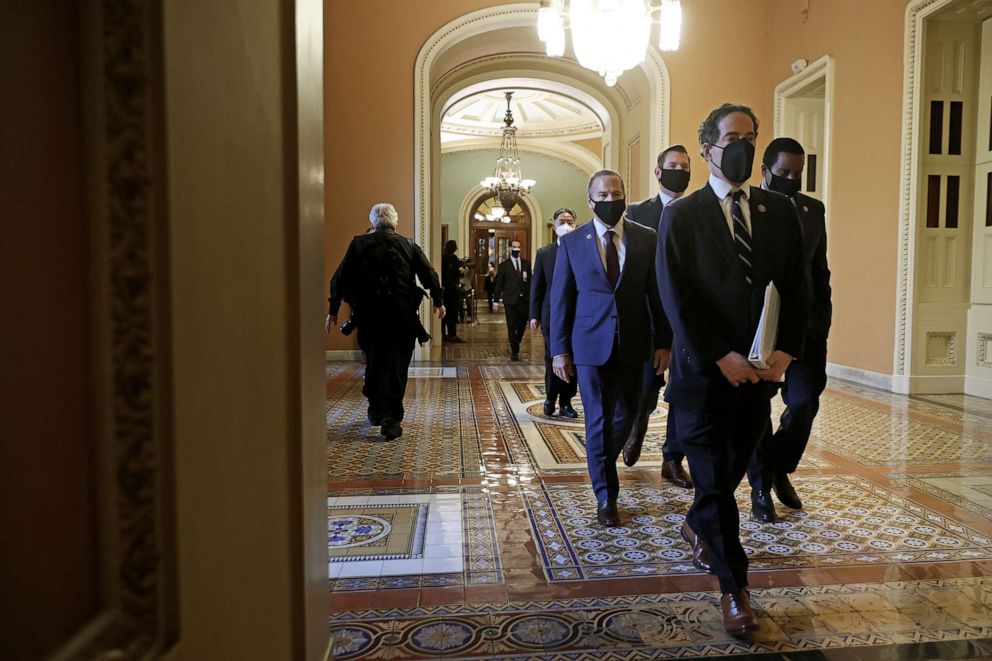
[765,0,909,374]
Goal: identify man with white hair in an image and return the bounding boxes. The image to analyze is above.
[327,203,445,440]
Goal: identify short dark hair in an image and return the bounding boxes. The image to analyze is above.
[587,169,625,197]
[444,239,458,254]
[698,103,760,147]
[552,207,576,222]
[762,137,805,168]
[657,144,689,167]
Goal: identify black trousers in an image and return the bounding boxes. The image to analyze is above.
[747,349,828,491]
[542,331,577,405]
[359,330,416,424]
[503,299,528,355]
[676,383,771,593]
[442,288,459,338]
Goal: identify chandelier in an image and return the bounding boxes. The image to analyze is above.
[480,91,536,214]
[537,0,682,87]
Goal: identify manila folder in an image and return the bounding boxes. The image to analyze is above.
[748,282,780,369]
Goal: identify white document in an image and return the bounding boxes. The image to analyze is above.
[749,282,780,369]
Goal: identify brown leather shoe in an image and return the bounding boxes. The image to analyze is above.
[621,434,643,467]
[680,521,714,573]
[720,590,759,635]
[662,459,693,489]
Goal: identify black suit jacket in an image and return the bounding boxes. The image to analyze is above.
[493,257,531,306]
[657,184,808,408]
[529,242,557,330]
[625,194,665,232]
[793,192,832,352]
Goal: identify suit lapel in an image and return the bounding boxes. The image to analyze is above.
[615,220,637,289]
[583,226,610,287]
[748,188,770,282]
[699,184,738,269]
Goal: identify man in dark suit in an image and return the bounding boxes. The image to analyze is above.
[529,208,578,417]
[747,137,832,522]
[328,203,445,440]
[622,145,693,490]
[551,170,671,528]
[492,239,532,361]
[656,104,808,635]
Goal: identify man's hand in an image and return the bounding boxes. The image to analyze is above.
[529,319,540,332]
[552,354,575,382]
[435,305,446,319]
[653,348,671,376]
[717,351,759,387]
[756,350,793,382]
[492,303,499,313]
[325,314,337,334]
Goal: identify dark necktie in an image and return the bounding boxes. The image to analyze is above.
[514,259,521,276]
[731,190,752,286]
[605,228,620,288]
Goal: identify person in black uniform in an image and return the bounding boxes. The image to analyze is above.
[656,104,808,635]
[441,240,465,343]
[622,145,693,490]
[529,208,578,418]
[492,239,532,361]
[328,203,445,440]
[747,137,832,523]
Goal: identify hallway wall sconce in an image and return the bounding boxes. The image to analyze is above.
[537,0,682,87]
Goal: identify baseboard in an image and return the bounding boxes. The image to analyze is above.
[826,362,893,391]
[325,350,363,361]
[908,374,965,394]
[965,375,992,399]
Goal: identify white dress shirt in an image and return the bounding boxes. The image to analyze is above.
[591,215,626,273]
[512,256,521,273]
[658,191,677,207]
[708,174,752,237]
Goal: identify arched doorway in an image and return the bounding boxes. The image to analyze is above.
[468,194,532,297]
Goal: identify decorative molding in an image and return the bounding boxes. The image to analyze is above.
[924,331,958,366]
[978,332,992,369]
[441,145,593,176]
[442,122,604,139]
[894,0,957,382]
[826,362,894,391]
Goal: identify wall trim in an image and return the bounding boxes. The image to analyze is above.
[893,0,958,384]
[326,350,364,362]
[965,375,992,399]
[826,362,894,391]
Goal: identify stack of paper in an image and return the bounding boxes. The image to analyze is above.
[749,282,780,369]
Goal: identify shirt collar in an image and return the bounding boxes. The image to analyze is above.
[658,191,677,206]
[592,214,625,238]
[708,174,751,202]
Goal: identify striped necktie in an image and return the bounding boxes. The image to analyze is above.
[731,190,752,286]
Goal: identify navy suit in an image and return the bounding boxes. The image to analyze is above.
[657,183,807,593]
[551,218,671,503]
[530,241,577,406]
[627,195,682,462]
[748,191,832,489]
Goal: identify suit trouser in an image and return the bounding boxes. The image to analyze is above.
[576,343,641,503]
[542,331,577,405]
[629,363,684,461]
[360,330,416,424]
[676,383,771,593]
[442,288,459,337]
[747,349,828,491]
[503,299,528,354]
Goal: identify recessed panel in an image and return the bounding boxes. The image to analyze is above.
[927,174,941,228]
[930,100,944,154]
[946,175,960,228]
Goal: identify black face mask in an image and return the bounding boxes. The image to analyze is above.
[710,139,755,184]
[510,249,521,257]
[591,198,626,226]
[659,169,691,194]
[768,172,801,197]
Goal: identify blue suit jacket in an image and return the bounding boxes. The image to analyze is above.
[550,219,671,366]
[656,184,808,408]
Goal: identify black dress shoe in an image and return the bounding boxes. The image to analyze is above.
[510,353,519,361]
[596,499,620,527]
[772,471,803,509]
[543,399,556,416]
[661,459,693,489]
[721,590,759,635]
[621,435,643,467]
[751,489,777,522]
[559,403,578,419]
[680,521,714,573]
[380,420,403,440]
[367,413,383,427]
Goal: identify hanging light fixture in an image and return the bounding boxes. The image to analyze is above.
[536,0,683,87]
[479,91,536,214]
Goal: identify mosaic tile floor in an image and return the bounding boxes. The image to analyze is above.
[327,310,992,659]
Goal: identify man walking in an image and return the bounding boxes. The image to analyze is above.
[492,239,531,361]
[551,170,670,528]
